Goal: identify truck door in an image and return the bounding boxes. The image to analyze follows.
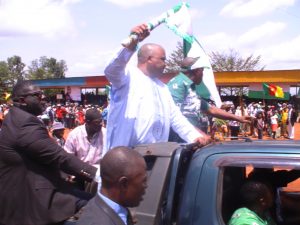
[177,152,300,225]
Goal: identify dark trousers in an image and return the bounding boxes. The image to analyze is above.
[257,128,263,139]
[230,126,240,140]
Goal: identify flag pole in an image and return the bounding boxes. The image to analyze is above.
[121,2,186,47]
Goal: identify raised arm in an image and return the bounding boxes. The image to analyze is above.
[104,23,150,89]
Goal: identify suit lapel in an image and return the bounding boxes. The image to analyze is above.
[126,209,134,225]
[95,194,127,225]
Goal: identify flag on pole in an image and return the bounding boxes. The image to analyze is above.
[164,2,222,107]
[263,83,284,98]
[122,2,189,47]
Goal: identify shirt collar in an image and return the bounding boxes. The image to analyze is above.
[98,192,128,224]
[81,124,100,141]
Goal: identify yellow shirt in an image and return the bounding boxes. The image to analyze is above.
[282,111,288,123]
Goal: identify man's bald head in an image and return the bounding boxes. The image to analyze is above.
[100,146,145,188]
[137,43,164,64]
[137,43,166,78]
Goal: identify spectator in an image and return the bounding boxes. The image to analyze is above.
[270,111,278,139]
[104,23,210,150]
[287,104,297,139]
[228,107,241,140]
[228,181,276,225]
[64,108,104,192]
[0,80,97,225]
[76,146,147,225]
[281,106,288,138]
[254,112,265,140]
[45,103,55,126]
[51,121,66,147]
[75,105,85,126]
[55,103,67,123]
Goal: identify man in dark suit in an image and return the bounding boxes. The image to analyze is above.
[0,80,97,225]
[76,146,147,225]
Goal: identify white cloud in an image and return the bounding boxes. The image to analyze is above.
[0,0,79,38]
[220,0,295,17]
[238,21,286,45]
[103,0,162,8]
[257,35,300,69]
[189,8,205,20]
[66,49,117,77]
[199,32,235,52]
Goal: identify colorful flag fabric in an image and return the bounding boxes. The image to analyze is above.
[263,83,284,98]
[164,2,222,107]
[4,92,11,100]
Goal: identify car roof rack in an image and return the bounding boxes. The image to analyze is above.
[222,136,253,142]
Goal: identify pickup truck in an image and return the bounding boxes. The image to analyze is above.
[132,140,300,225]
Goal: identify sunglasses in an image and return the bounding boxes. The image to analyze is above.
[20,91,43,99]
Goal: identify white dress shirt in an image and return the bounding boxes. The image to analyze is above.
[64,124,105,166]
[104,47,201,150]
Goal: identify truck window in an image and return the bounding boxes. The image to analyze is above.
[221,163,300,225]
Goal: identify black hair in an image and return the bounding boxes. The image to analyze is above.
[85,108,101,122]
[100,146,144,188]
[240,181,270,207]
[12,80,35,101]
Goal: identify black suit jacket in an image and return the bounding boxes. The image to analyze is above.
[0,107,97,225]
[290,109,298,126]
[76,195,133,225]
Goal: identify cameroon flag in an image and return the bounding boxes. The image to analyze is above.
[263,83,284,98]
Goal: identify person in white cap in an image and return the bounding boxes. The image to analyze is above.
[51,121,65,147]
[168,57,252,142]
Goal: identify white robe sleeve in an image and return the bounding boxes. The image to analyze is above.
[169,93,203,143]
[104,47,135,89]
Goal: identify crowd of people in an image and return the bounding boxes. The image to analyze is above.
[208,101,299,141]
[0,22,299,225]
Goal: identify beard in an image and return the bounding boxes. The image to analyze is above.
[25,100,46,116]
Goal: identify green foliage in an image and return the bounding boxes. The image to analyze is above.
[0,61,9,83]
[0,55,68,102]
[3,56,26,87]
[0,56,26,102]
[27,56,67,80]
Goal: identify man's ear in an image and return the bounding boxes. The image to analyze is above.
[259,197,267,206]
[18,97,27,106]
[119,176,129,191]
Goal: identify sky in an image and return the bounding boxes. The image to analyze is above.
[0,0,300,77]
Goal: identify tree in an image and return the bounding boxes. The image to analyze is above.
[0,61,9,102]
[165,45,265,97]
[209,49,265,72]
[0,56,26,102]
[27,56,67,80]
[209,49,265,96]
[164,41,184,73]
[7,56,26,86]
[0,61,9,84]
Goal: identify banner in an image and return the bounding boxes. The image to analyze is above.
[165,2,222,107]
